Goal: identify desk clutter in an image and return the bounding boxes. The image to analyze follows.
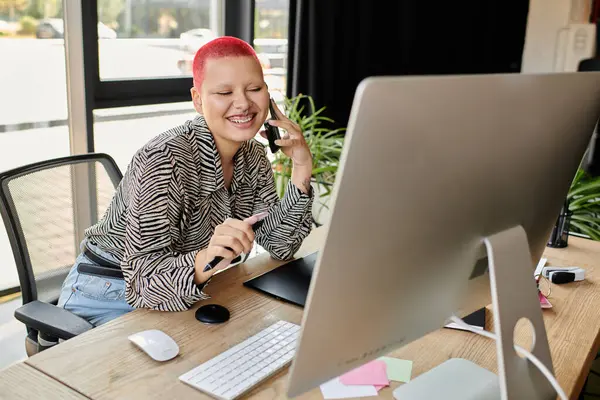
[534,257,586,309]
[319,357,413,399]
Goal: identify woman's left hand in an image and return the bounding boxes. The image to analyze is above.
[260,100,312,167]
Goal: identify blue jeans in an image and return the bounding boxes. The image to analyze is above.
[57,240,134,326]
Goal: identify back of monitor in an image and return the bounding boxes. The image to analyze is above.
[286,72,600,397]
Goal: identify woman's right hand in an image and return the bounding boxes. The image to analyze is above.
[194,218,255,284]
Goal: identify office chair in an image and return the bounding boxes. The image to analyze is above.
[0,153,123,355]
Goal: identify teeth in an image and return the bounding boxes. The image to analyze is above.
[229,115,253,124]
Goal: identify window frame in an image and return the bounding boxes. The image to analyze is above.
[82,0,256,110]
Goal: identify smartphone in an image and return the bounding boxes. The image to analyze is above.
[264,97,281,153]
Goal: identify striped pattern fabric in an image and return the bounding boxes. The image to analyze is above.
[85,115,314,311]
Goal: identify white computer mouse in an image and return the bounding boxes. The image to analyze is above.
[128,329,179,362]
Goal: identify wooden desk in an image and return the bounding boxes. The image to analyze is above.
[23,229,600,399]
[0,362,86,399]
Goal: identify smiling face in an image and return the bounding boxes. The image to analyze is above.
[191,56,269,145]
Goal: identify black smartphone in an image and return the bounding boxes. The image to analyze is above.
[264,97,281,153]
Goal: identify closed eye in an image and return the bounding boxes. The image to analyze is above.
[248,87,262,92]
[217,91,232,95]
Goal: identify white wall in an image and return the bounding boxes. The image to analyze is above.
[521,0,595,73]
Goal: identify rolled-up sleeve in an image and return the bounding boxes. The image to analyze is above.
[121,146,207,311]
[253,153,314,260]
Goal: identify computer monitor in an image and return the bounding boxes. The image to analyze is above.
[286,72,600,398]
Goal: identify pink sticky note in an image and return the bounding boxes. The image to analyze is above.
[339,360,389,387]
[539,291,552,308]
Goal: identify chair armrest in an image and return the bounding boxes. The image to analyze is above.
[14,300,93,340]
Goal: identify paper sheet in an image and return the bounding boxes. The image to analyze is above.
[378,356,413,383]
[320,378,378,399]
[444,321,484,331]
[539,291,553,308]
[339,360,389,387]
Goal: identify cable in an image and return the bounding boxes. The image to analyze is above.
[448,315,567,400]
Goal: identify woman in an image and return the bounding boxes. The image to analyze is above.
[57,36,314,326]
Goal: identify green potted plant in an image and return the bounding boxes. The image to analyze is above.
[566,168,600,240]
[271,94,346,226]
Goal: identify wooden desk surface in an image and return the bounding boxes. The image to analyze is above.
[0,362,86,399]
[24,229,600,400]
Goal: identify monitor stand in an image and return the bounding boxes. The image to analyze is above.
[393,225,556,400]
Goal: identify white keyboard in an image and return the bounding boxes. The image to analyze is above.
[179,320,301,400]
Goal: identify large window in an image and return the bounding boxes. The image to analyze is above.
[0,2,67,127]
[86,0,253,110]
[89,0,225,142]
[0,2,71,294]
[93,102,196,172]
[93,0,292,171]
[254,0,289,104]
[97,0,224,81]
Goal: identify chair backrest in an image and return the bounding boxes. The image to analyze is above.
[0,153,122,305]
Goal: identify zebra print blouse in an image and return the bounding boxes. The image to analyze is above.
[85,115,314,312]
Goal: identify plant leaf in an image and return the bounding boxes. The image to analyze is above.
[570,220,600,240]
[568,179,600,199]
[570,193,600,208]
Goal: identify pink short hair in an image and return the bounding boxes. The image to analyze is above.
[192,36,261,89]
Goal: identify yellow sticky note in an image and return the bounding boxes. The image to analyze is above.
[378,356,413,383]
